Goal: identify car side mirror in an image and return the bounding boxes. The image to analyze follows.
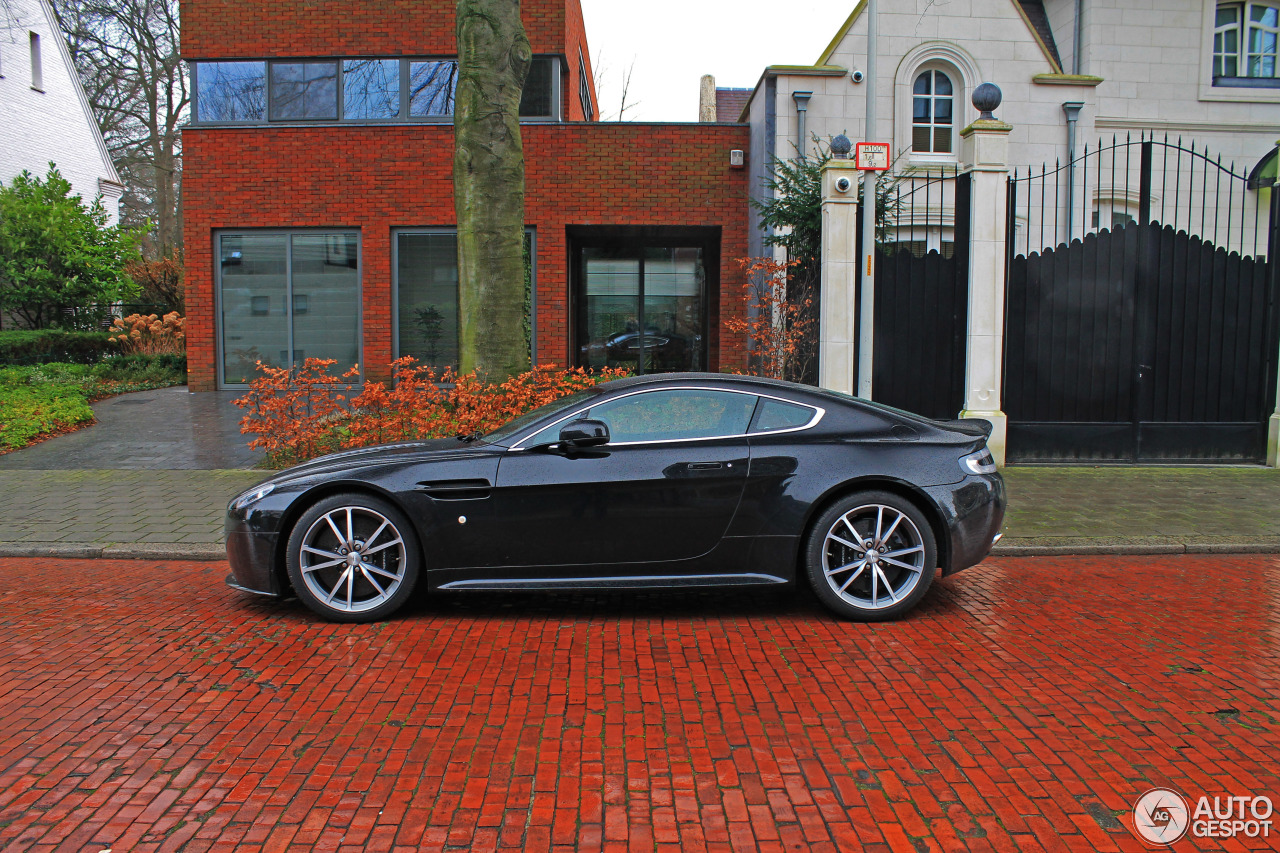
[559,418,610,448]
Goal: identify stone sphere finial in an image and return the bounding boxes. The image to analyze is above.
[972,82,1002,120]
[831,134,852,159]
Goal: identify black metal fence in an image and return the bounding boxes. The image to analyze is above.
[1009,133,1268,260]
[1003,135,1279,463]
[865,167,970,419]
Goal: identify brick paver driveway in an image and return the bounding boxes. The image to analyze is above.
[1,555,1277,852]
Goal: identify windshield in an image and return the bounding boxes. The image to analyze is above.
[480,388,601,446]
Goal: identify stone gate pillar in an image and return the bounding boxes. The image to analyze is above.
[819,135,861,395]
[958,84,1013,466]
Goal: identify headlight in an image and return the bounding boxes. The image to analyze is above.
[232,483,275,511]
[960,448,998,475]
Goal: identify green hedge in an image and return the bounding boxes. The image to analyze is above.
[0,329,115,365]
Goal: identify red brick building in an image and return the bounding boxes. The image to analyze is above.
[180,0,750,390]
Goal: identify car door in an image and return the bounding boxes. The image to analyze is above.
[476,387,757,571]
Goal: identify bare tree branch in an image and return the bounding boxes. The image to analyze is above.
[52,0,187,258]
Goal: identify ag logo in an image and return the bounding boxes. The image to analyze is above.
[1134,788,1190,844]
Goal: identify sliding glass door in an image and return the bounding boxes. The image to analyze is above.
[218,232,360,386]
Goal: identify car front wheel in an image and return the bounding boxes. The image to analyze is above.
[805,491,937,621]
[285,492,421,622]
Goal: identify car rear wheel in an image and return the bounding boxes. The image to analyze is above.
[805,490,937,621]
[285,493,420,622]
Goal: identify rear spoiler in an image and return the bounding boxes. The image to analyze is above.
[935,418,994,440]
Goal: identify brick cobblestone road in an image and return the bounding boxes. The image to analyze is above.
[1,555,1278,852]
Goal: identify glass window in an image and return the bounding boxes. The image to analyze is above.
[577,244,707,374]
[1215,2,1280,79]
[912,69,953,154]
[343,59,399,119]
[218,233,360,386]
[520,57,554,117]
[409,60,458,117]
[578,54,594,120]
[196,61,266,121]
[270,61,338,120]
[396,233,459,370]
[290,235,360,367]
[750,398,817,433]
[583,389,757,444]
[395,229,534,370]
[220,235,288,382]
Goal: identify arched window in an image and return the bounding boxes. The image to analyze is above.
[912,70,954,154]
[1215,2,1280,80]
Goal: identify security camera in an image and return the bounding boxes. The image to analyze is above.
[851,70,865,83]
[836,176,852,193]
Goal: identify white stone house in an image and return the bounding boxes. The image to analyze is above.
[0,0,122,222]
[728,0,1280,261]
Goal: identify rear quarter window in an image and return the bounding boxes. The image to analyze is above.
[750,398,817,433]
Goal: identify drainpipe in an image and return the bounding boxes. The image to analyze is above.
[1073,0,1084,74]
[792,91,812,157]
[1063,101,1083,242]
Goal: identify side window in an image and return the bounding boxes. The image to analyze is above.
[589,389,758,443]
[750,398,817,433]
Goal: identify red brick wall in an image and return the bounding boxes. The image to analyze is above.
[182,122,750,390]
[179,0,570,58]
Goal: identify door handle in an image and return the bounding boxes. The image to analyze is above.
[687,462,723,470]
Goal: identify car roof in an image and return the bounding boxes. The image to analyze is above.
[598,372,818,395]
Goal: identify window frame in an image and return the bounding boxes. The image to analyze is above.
[29,31,42,92]
[507,386,825,450]
[578,50,594,121]
[1202,1,1280,100]
[910,68,955,157]
[214,228,363,389]
[1213,1,1280,85]
[190,55,563,125]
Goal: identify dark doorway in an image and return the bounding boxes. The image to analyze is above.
[569,226,719,374]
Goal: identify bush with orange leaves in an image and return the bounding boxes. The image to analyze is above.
[723,257,815,382]
[108,312,186,355]
[235,357,629,468]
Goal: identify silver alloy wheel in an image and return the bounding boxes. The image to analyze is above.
[298,505,407,614]
[820,502,927,611]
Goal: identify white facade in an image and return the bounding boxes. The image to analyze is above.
[738,0,1280,260]
[0,0,122,222]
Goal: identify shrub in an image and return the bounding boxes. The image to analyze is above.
[0,164,141,329]
[124,255,184,313]
[0,329,115,365]
[236,357,628,467]
[724,257,815,382]
[108,312,185,355]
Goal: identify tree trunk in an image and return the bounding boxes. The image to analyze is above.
[454,0,531,378]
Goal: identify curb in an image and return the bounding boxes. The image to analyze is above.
[992,538,1280,557]
[0,543,225,561]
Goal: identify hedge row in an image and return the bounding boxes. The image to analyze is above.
[0,330,116,365]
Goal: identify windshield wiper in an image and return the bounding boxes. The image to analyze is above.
[455,431,483,443]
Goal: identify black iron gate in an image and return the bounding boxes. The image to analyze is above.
[1005,136,1280,463]
[863,168,970,420]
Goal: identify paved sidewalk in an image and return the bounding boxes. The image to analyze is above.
[1,464,1278,560]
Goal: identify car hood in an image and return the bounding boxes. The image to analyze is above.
[267,438,494,485]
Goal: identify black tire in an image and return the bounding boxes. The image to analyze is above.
[804,490,937,621]
[285,492,421,623]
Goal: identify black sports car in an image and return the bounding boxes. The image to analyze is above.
[226,373,1005,622]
